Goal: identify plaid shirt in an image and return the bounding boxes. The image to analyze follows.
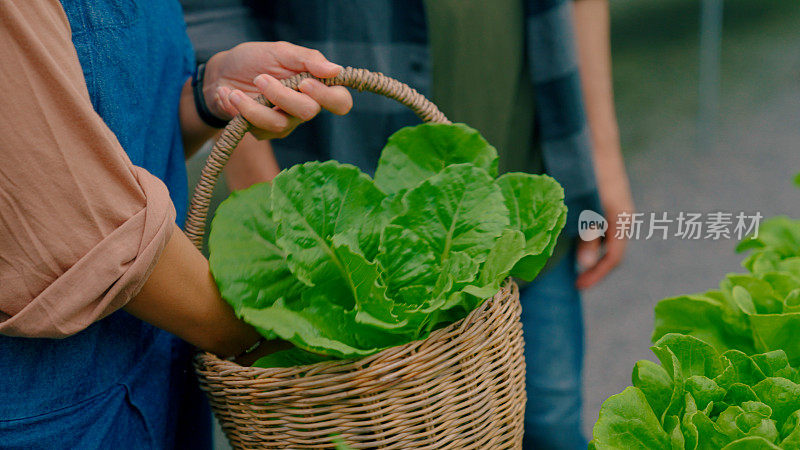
[183,0,601,234]
[525,0,602,233]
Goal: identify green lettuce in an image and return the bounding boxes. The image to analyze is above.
[653,217,800,363]
[208,123,567,366]
[596,178,800,446]
[591,333,800,449]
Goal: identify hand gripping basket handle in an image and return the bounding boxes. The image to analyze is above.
[184,66,451,249]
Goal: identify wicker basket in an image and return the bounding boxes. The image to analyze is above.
[186,67,527,449]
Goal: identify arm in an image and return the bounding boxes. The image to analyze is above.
[124,224,263,357]
[0,2,307,358]
[572,0,634,289]
[126,228,292,362]
[142,44,353,352]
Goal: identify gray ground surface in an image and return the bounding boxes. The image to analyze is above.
[197,1,800,446]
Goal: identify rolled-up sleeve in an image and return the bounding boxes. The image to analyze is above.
[0,0,177,337]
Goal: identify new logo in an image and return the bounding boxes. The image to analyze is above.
[578,210,608,241]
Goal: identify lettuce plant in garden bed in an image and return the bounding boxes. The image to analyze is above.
[653,216,800,363]
[591,333,800,449]
[208,123,567,367]
[592,176,800,448]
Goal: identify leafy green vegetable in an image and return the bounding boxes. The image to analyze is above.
[209,123,567,364]
[590,334,800,449]
[595,177,800,446]
[497,173,568,280]
[738,217,800,266]
[373,123,499,195]
[253,347,337,368]
[653,217,800,364]
[389,163,508,263]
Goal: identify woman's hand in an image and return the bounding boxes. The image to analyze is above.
[203,41,353,140]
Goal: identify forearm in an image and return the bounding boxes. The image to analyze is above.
[124,223,262,357]
[573,0,619,152]
[225,133,281,191]
[572,0,630,193]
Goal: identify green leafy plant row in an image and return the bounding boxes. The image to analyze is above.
[653,217,800,363]
[208,123,567,366]
[591,333,800,449]
[592,176,800,449]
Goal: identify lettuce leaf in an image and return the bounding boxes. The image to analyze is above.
[388,163,508,263]
[208,183,305,319]
[591,334,800,449]
[209,123,567,363]
[497,173,568,280]
[373,123,498,195]
[270,161,387,284]
[589,387,673,450]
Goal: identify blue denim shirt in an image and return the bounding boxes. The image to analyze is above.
[65,0,194,224]
[0,1,210,448]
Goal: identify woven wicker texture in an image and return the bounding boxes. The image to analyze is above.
[186,67,525,449]
[195,283,525,449]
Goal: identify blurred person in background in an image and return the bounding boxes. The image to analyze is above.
[182,0,632,448]
[425,1,633,447]
[0,0,350,448]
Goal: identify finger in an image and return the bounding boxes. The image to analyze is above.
[298,79,353,115]
[576,238,601,272]
[228,89,299,138]
[249,118,302,140]
[254,74,321,121]
[575,236,627,290]
[248,114,303,140]
[575,254,613,290]
[273,41,343,78]
[214,86,236,118]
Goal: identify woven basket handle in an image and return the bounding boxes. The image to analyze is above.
[184,66,451,249]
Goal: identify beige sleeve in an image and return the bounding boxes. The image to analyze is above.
[0,0,177,337]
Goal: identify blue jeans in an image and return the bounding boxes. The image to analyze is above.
[520,247,587,449]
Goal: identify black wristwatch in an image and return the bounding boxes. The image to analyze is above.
[191,62,229,129]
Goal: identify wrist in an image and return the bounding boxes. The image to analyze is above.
[202,51,229,119]
[192,62,228,129]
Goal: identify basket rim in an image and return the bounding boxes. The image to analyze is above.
[195,280,516,377]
